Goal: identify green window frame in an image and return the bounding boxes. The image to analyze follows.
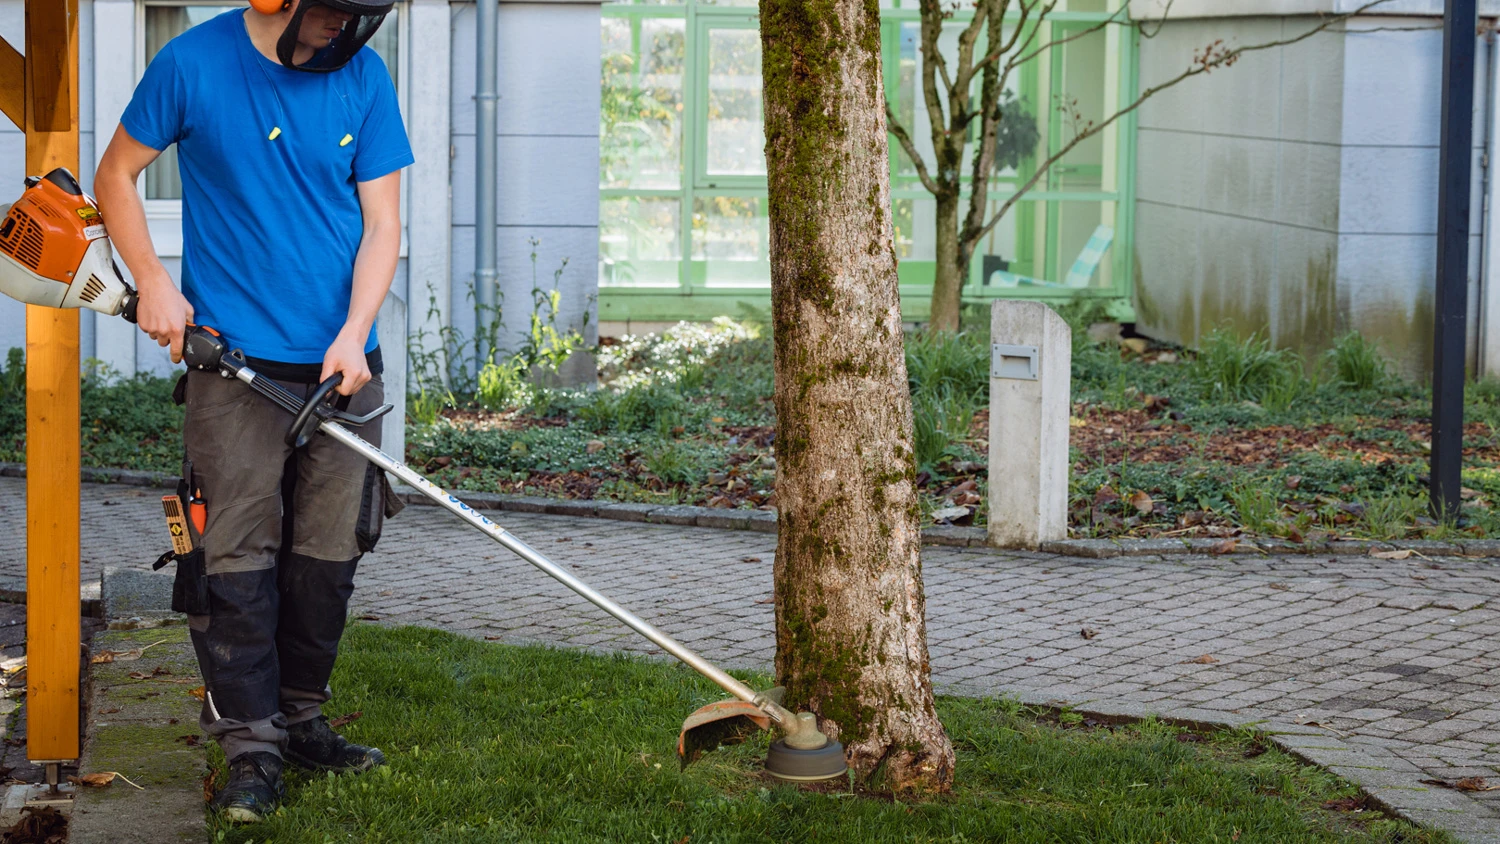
[599,1,1139,325]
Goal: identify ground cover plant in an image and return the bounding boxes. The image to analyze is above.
[7,306,1500,542]
[207,623,1447,843]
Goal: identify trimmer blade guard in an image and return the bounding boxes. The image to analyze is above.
[677,700,771,768]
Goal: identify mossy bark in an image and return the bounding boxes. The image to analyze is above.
[760,0,955,794]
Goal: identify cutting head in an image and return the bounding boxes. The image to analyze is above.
[0,169,135,320]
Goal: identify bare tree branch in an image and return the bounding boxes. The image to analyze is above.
[1012,4,1129,69]
[969,0,1388,247]
[886,102,942,195]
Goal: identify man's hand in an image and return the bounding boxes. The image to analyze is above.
[136,272,194,363]
[321,327,372,396]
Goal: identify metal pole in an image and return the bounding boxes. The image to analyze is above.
[475,0,499,368]
[1433,0,1478,521]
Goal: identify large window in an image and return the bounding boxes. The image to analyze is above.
[140,3,402,201]
[600,1,1137,322]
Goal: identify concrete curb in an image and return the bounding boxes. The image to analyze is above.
[1003,688,1500,843]
[10,464,1493,559]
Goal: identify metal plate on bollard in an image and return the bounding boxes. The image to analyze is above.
[991,344,1039,381]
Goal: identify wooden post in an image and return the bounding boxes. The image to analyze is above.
[21,0,82,771]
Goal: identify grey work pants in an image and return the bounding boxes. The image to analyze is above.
[181,369,385,761]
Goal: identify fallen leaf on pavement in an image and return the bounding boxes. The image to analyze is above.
[1080,628,1098,640]
[741,557,762,563]
[329,711,364,729]
[1371,549,1413,560]
[754,596,775,604]
[1184,655,1218,664]
[484,636,503,641]
[1268,583,1291,591]
[1421,777,1500,791]
[1210,539,1239,555]
[69,772,116,788]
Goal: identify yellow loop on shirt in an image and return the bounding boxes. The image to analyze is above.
[340,134,353,147]
[268,127,282,141]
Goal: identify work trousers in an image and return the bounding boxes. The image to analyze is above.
[180,369,386,761]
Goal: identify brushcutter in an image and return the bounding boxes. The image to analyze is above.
[0,168,847,783]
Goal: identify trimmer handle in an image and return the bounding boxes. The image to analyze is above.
[181,324,229,372]
[287,374,343,449]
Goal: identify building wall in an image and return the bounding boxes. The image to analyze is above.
[446,0,600,380]
[0,0,602,451]
[1133,12,1487,379]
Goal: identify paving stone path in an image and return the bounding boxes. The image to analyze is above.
[9,478,1500,839]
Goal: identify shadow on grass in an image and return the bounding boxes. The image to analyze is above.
[207,624,1447,843]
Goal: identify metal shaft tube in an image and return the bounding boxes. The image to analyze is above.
[299,410,770,715]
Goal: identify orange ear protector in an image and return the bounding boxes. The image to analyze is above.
[248,0,291,13]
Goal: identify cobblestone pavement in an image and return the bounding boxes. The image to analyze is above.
[11,478,1500,838]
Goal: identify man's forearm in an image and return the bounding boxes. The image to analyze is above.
[93,167,170,290]
[342,220,401,342]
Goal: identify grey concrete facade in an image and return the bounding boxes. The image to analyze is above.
[1131,7,1496,380]
[0,0,601,392]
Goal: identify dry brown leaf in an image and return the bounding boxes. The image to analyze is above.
[1210,539,1239,555]
[127,672,149,680]
[741,557,762,564]
[1184,654,1218,664]
[1322,796,1366,812]
[70,772,116,787]
[1422,776,1500,792]
[189,686,206,701]
[329,711,363,729]
[1128,490,1154,515]
[1371,549,1413,560]
[1081,628,1098,640]
[1268,583,1291,591]
[1284,476,1302,490]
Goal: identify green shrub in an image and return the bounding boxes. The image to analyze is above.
[905,330,988,407]
[1324,332,1390,392]
[476,360,531,411]
[912,386,970,469]
[1228,483,1280,534]
[1192,329,1308,408]
[642,440,700,484]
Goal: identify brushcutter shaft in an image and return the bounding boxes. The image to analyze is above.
[229,359,771,715]
[327,423,771,713]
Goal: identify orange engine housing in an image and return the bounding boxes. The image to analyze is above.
[0,174,100,285]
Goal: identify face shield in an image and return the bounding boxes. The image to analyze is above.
[276,0,394,73]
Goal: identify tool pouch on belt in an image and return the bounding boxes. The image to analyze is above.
[151,472,211,616]
[153,547,210,616]
[355,463,405,553]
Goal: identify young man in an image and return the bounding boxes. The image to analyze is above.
[94,0,412,823]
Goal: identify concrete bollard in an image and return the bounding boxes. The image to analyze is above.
[987,300,1071,549]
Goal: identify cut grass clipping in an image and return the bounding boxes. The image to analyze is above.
[209,625,1448,843]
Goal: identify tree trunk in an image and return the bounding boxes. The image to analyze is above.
[760,0,955,794]
[929,191,965,332]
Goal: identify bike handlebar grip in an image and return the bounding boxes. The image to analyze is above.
[287,374,343,449]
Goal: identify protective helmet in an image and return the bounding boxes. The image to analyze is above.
[255,0,394,73]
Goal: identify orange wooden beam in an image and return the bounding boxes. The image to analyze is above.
[24,2,72,132]
[24,0,81,766]
[0,38,21,130]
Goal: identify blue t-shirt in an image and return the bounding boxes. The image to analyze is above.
[120,10,414,363]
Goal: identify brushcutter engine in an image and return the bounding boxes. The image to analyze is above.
[0,168,138,322]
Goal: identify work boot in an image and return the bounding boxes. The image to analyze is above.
[285,715,387,772]
[211,751,285,824]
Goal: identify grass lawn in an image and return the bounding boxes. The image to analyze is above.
[206,624,1448,843]
[10,310,1500,541]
